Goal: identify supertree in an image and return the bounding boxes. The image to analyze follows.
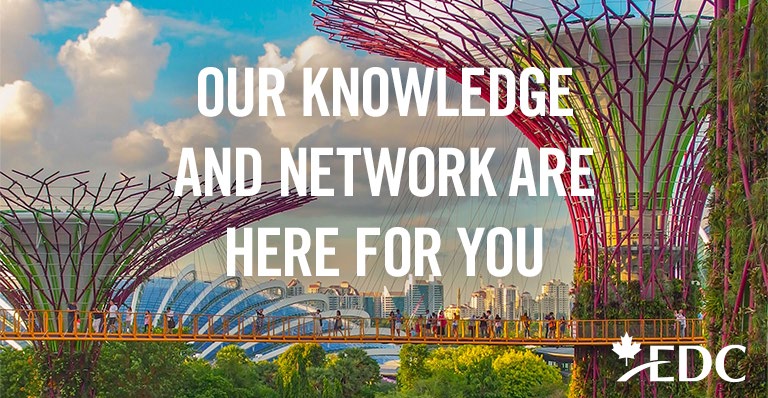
[0,170,314,397]
[314,0,714,396]
[705,1,768,397]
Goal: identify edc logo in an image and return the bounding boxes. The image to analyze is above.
[612,334,745,383]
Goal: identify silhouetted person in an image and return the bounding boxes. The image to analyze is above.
[67,302,78,333]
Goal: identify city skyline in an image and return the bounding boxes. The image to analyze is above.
[275,273,572,321]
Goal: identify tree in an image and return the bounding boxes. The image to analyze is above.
[492,350,564,398]
[321,377,342,398]
[325,348,381,398]
[93,341,193,398]
[397,344,431,392]
[275,343,325,397]
[252,360,279,390]
[276,343,325,377]
[212,345,275,397]
[282,356,315,398]
[388,345,565,398]
[0,346,41,397]
[179,358,235,398]
[425,345,502,398]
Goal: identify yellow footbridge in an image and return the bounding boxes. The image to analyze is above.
[1,310,705,346]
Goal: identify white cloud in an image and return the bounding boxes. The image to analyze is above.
[148,116,223,164]
[111,115,224,171]
[0,0,46,84]
[0,80,51,144]
[111,129,167,170]
[57,1,170,112]
[43,0,109,30]
[24,1,173,168]
[149,14,262,46]
[227,36,385,147]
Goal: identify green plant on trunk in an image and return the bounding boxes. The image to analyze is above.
[569,253,703,397]
[705,1,768,397]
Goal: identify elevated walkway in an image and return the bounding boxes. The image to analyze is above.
[0,310,705,346]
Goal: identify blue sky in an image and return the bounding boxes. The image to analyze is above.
[28,0,317,123]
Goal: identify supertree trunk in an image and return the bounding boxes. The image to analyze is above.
[706,1,768,396]
[35,341,100,398]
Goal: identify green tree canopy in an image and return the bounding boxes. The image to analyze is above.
[93,341,193,398]
[388,345,565,398]
[325,348,381,398]
[0,346,41,398]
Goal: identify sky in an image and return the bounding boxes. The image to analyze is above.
[0,0,575,303]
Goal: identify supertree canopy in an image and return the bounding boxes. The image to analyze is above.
[0,169,313,396]
[314,0,715,396]
[0,169,313,318]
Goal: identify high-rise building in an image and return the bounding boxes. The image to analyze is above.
[339,293,362,310]
[538,294,556,319]
[541,279,571,318]
[498,282,518,320]
[519,291,536,319]
[404,274,444,316]
[470,290,487,317]
[326,289,340,310]
[484,284,498,313]
[429,276,444,313]
[381,286,405,317]
[404,275,428,316]
[361,293,381,320]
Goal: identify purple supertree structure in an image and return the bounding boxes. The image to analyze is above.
[314,0,714,395]
[0,169,313,396]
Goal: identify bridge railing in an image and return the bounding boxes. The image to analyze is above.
[0,309,704,344]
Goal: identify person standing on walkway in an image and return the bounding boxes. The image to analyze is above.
[107,300,118,333]
[395,309,403,337]
[677,309,687,337]
[143,310,151,333]
[165,307,176,331]
[558,316,567,338]
[91,306,103,333]
[67,302,78,333]
[479,311,489,338]
[452,312,460,337]
[520,312,531,338]
[425,310,432,337]
[436,311,445,337]
[389,311,396,337]
[124,306,134,332]
[416,314,423,337]
[313,309,322,335]
[334,310,343,336]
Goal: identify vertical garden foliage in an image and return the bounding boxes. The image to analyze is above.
[569,256,703,397]
[706,1,768,397]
